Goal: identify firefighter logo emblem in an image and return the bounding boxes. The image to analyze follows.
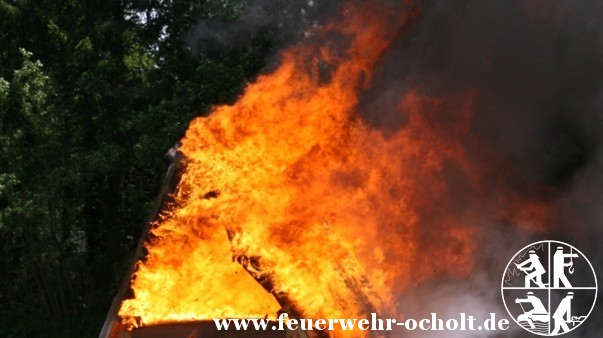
[501,241,597,336]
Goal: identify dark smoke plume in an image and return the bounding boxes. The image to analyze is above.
[355,1,603,336]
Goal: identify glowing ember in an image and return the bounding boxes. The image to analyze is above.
[119,1,479,335]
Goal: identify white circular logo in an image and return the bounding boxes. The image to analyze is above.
[501,240,597,336]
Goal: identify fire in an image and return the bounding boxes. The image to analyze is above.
[119,1,482,335]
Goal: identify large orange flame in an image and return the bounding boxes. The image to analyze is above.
[119,1,484,335]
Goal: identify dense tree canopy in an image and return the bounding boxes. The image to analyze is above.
[0,1,279,336]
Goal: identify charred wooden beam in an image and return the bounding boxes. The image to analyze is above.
[226,229,385,338]
[100,144,184,338]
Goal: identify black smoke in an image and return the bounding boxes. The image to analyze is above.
[361,0,603,193]
[355,1,603,337]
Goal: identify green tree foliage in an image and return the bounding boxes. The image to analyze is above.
[0,1,276,336]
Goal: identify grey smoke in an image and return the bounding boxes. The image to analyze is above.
[356,1,603,337]
[362,0,603,193]
[185,0,340,54]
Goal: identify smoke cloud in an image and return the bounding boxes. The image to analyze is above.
[185,0,341,54]
[354,1,603,336]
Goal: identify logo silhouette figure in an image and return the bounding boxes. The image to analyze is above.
[553,246,578,288]
[551,292,575,334]
[516,250,547,288]
[515,291,549,329]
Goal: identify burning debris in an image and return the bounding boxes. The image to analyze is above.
[108,0,603,337]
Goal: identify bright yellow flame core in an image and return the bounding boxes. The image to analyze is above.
[119,2,476,334]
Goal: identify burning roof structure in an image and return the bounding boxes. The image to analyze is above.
[102,1,603,337]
